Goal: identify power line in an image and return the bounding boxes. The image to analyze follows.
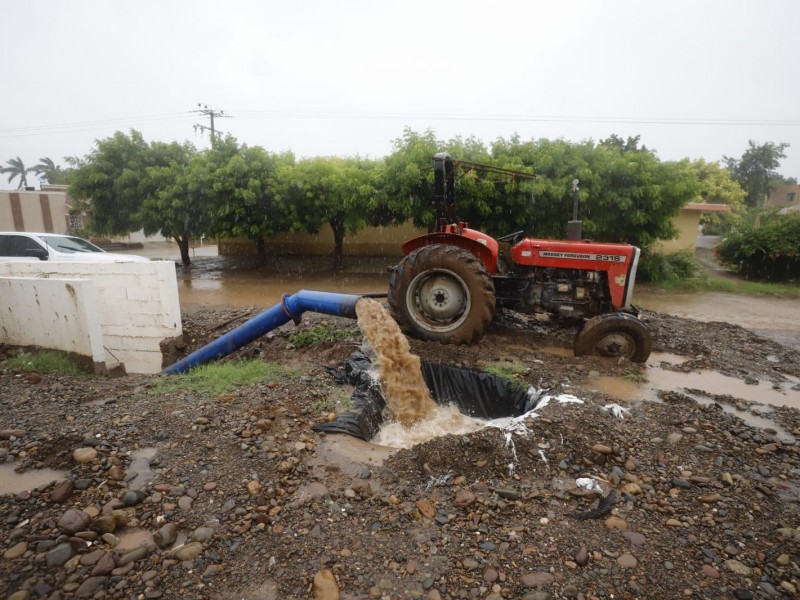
[1,108,798,142]
[0,112,194,138]
[229,109,800,127]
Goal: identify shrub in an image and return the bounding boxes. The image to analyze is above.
[716,211,800,282]
[637,250,700,283]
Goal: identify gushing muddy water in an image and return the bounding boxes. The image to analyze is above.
[355,298,436,426]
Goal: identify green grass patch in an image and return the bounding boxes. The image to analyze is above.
[152,359,296,398]
[2,350,86,375]
[482,362,529,390]
[289,324,358,348]
[622,368,648,384]
[654,276,800,298]
[310,389,353,413]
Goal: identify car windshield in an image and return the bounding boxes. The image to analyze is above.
[38,235,104,254]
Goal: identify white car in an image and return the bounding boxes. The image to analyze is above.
[0,232,150,263]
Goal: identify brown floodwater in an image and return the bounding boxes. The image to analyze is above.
[635,288,800,351]
[355,298,436,427]
[176,263,800,350]
[0,464,66,495]
[580,352,799,442]
[179,272,390,309]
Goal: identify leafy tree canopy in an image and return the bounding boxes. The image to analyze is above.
[724,140,790,207]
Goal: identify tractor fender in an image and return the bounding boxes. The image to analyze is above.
[401,231,499,274]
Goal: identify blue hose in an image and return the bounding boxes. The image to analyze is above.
[163,289,362,374]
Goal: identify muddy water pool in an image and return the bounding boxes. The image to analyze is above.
[0,464,66,495]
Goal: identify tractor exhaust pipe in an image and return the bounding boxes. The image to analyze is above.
[567,177,582,241]
[163,290,363,374]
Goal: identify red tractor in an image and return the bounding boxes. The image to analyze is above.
[387,152,653,362]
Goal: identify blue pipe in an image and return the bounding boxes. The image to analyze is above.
[163,289,362,374]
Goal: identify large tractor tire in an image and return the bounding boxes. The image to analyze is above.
[388,244,496,344]
[574,312,652,363]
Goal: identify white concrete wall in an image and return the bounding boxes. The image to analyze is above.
[0,261,181,374]
[0,277,106,368]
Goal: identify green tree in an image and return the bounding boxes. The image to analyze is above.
[723,140,790,207]
[137,140,200,266]
[382,128,441,230]
[690,159,747,235]
[70,130,205,266]
[491,136,698,250]
[279,156,390,270]
[1,156,35,189]
[193,137,294,255]
[69,130,151,234]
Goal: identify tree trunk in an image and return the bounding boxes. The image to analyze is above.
[256,236,266,256]
[330,219,345,272]
[175,236,191,266]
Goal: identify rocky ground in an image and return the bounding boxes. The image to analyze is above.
[1,305,800,600]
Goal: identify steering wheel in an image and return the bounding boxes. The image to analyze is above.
[496,230,525,244]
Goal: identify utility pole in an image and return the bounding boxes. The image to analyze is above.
[192,103,229,146]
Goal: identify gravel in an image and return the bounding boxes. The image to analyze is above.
[1,306,799,599]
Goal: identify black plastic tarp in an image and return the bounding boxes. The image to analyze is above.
[314,352,539,441]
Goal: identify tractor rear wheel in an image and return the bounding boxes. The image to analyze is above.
[574,312,652,363]
[388,244,496,344]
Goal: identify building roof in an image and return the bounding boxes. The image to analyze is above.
[683,203,730,213]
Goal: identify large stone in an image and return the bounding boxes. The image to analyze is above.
[74,576,107,598]
[617,553,638,568]
[725,559,752,576]
[4,541,28,560]
[190,526,215,543]
[58,508,91,534]
[604,516,628,530]
[521,572,555,588]
[118,546,150,566]
[313,569,340,599]
[73,447,98,464]
[115,530,155,553]
[154,523,178,548]
[91,515,118,534]
[46,543,73,567]
[91,552,116,576]
[173,541,203,561]
[574,547,589,566]
[454,489,476,507]
[50,480,75,503]
[79,549,105,566]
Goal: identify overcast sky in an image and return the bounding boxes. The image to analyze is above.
[2,0,799,184]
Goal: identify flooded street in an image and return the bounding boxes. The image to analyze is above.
[171,254,800,352]
[636,288,800,352]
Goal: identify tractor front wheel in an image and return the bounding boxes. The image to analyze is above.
[388,244,496,344]
[574,313,652,363]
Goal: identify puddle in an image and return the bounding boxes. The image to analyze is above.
[541,345,575,358]
[584,366,800,409]
[581,352,799,442]
[309,434,395,491]
[0,464,67,495]
[179,272,389,308]
[126,447,157,490]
